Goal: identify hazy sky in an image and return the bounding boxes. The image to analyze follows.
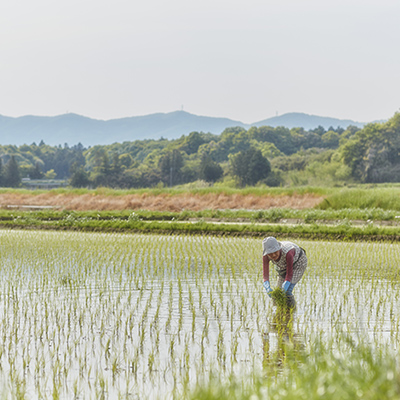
[1,0,399,123]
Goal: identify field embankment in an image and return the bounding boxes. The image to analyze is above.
[1,186,400,240]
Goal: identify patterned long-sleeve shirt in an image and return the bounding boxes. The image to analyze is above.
[263,248,295,282]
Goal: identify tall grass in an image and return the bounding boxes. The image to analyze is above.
[0,187,323,212]
[319,187,400,210]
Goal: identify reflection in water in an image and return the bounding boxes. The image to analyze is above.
[263,305,304,371]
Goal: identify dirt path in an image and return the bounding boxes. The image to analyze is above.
[0,192,323,211]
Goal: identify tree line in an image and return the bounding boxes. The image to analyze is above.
[1,112,399,188]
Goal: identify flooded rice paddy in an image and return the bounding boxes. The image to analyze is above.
[0,230,399,399]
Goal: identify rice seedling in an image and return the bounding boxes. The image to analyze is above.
[269,288,288,308]
[0,230,398,398]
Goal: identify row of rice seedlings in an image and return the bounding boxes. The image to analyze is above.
[0,230,399,398]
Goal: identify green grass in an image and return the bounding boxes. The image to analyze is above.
[1,207,400,223]
[0,185,333,197]
[319,187,400,210]
[1,208,400,240]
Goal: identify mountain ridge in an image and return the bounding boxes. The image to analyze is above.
[0,110,373,146]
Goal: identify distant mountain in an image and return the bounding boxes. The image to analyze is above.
[253,112,365,130]
[0,111,371,146]
[0,111,248,146]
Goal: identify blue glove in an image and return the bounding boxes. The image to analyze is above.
[282,281,291,292]
[263,281,273,297]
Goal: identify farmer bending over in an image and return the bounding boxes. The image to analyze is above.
[262,236,307,307]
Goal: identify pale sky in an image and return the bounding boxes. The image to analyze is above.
[0,0,399,123]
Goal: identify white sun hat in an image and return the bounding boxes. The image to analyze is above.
[262,236,281,256]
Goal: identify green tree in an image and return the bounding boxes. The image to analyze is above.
[28,162,44,179]
[119,153,134,169]
[158,149,184,186]
[199,156,223,183]
[210,127,249,161]
[311,125,326,136]
[91,152,131,188]
[70,167,90,188]
[4,156,21,187]
[180,131,207,155]
[248,126,296,154]
[321,130,340,149]
[339,113,400,182]
[0,158,3,186]
[230,148,271,186]
[110,153,122,176]
[92,153,112,187]
[44,169,57,179]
